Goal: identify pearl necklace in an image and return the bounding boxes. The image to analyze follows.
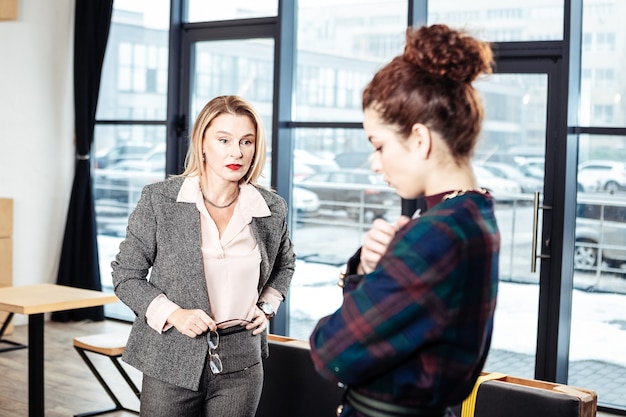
[203,187,240,209]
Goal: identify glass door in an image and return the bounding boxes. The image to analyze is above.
[475,71,547,380]
[473,53,569,383]
[287,60,565,383]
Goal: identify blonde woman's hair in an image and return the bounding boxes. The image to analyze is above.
[180,95,267,186]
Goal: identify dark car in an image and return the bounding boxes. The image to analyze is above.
[296,169,400,219]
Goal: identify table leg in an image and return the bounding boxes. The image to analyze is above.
[28,313,44,417]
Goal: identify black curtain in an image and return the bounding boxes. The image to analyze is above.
[52,0,114,322]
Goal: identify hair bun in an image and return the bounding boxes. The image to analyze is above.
[403,24,493,84]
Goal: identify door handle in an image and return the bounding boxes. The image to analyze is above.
[531,191,552,273]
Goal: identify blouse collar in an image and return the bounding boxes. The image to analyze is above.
[176,176,271,219]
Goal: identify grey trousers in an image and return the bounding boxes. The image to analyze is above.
[139,358,264,417]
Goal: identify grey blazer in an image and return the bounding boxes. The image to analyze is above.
[111,176,296,391]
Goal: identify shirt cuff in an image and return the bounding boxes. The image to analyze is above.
[259,286,283,315]
[146,294,181,334]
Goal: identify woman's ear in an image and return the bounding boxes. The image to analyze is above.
[408,123,432,159]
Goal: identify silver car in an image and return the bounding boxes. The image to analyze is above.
[574,194,626,273]
[577,160,626,193]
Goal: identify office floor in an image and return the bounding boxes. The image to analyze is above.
[0,319,139,417]
[0,319,619,417]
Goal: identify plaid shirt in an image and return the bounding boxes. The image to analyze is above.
[309,192,500,413]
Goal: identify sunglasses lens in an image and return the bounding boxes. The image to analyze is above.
[210,354,223,374]
[208,331,219,349]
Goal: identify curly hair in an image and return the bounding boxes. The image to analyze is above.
[362,24,493,159]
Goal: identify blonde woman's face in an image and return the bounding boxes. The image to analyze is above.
[363,108,425,199]
[202,113,256,183]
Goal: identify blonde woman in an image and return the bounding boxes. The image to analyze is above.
[113,95,295,417]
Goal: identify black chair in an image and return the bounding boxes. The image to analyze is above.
[451,373,597,417]
[256,335,345,417]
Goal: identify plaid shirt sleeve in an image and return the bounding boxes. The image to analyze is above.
[309,195,499,406]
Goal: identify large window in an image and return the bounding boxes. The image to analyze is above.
[569,1,626,412]
[94,0,171,320]
[92,1,626,413]
[428,0,564,41]
[185,0,277,22]
[287,0,407,339]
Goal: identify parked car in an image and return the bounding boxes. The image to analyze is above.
[577,160,626,193]
[94,143,167,203]
[264,150,318,182]
[334,151,371,169]
[258,165,320,218]
[515,157,545,181]
[296,168,400,219]
[478,161,543,193]
[94,143,153,169]
[293,187,320,219]
[574,194,626,272]
[94,160,164,203]
[472,164,522,202]
[294,149,339,174]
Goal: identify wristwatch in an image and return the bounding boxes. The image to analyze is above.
[257,301,276,319]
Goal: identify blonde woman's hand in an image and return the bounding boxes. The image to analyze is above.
[245,306,269,336]
[168,308,215,338]
[359,216,411,274]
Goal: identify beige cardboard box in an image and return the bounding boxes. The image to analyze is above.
[0,238,12,335]
[0,198,12,335]
[0,198,12,238]
[0,238,11,287]
[0,0,18,21]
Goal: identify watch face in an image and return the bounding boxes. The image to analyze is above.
[259,301,274,316]
[261,302,273,314]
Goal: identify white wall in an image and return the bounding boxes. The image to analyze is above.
[0,0,75,325]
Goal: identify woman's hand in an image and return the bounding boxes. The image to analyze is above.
[359,216,410,274]
[245,306,270,336]
[168,308,215,338]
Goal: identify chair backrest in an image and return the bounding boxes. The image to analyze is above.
[256,335,345,417]
[451,373,597,417]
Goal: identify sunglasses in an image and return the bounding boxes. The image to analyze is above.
[207,318,255,374]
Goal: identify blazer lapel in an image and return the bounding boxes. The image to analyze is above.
[160,178,210,311]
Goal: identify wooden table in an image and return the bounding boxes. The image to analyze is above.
[0,284,118,417]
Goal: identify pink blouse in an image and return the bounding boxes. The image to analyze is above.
[145,176,283,333]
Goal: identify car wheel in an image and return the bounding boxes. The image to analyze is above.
[604,181,619,193]
[574,239,598,270]
[373,209,387,218]
[345,199,361,220]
